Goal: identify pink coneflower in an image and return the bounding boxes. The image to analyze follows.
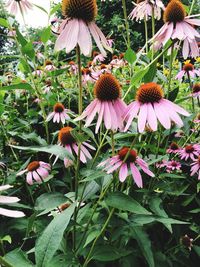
[32,69,43,77]
[44,60,57,71]
[191,83,200,98]
[180,235,193,251]
[129,0,165,21]
[166,160,181,173]
[68,61,78,75]
[0,162,6,169]
[6,0,33,16]
[17,161,51,185]
[179,144,200,161]
[54,0,112,56]
[92,51,105,64]
[7,28,16,38]
[167,142,180,154]
[75,73,127,133]
[0,185,25,218]
[190,156,200,180]
[81,68,97,85]
[176,63,200,80]
[153,0,200,58]
[57,127,95,167]
[46,103,70,124]
[36,52,45,60]
[193,114,200,123]
[124,82,189,133]
[98,147,154,188]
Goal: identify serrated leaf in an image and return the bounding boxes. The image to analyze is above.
[40,27,51,44]
[131,226,155,267]
[0,18,9,28]
[106,192,151,215]
[4,249,34,267]
[124,48,136,64]
[10,144,74,161]
[131,68,149,85]
[35,203,75,267]
[0,83,33,91]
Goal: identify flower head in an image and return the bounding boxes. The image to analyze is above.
[6,0,33,16]
[46,103,70,124]
[167,142,180,154]
[129,0,165,21]
[17,161,51,185]
[98,147,154,188]
[190,156,200,180]
[0,185,25,218]
[124,82,189,133]
[176,63,200,80]
[180,235,193,251]
[54,0,112,56]
[75,73,127,133]
[153,0,200,58]
[57,127,95,167]
[179,144,200,161]
[191,83,200,97]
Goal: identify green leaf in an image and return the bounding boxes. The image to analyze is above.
[0,83,33,91]
[34,4,48,14]
[106,192,151,215]
[0,18,9,28]
[143,62,157,82]
[92,245,131,261]
[16,28,27,47]
[50,3,61,16]
[0,90,5,115]
[131,226,155,267]
[84,229,101,248]
[35,203,76,267]
[40,27,51,44]
[124,48,136,64]
[21,42,35,60]
[168,87,179,102]
[149,197,172,232]
[1,235,12,244]
[131,68,149,85]
[35,193,68,211]
[10,145,74,161]
[4,249,34,267]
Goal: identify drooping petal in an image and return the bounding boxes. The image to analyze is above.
[0,208,25,218]
[119,163,128,182]
[130,163,143,188]
[138,103,148,133]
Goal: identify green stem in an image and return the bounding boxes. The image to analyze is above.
[83,208,115,267]
[75,179,113,254]
[151,7,155,59]
[144,17,148,54]
[0,241,5,256]
[0,257,13,267]
[111,131,115,156]
[189,0,196,15]
[186,72,195,112]
[167,44,174,98]
[122,0,130,48]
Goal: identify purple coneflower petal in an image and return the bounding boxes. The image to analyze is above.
[119,163,128,182]
[154,102,171,129]
[78,20,92,56]
[130,163,143,188]
[147,103,157,131]
[138,103,148,133]
[0,208,25,218]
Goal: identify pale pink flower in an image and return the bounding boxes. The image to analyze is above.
[75,73,127,133]
[7,29,16,37]
[153,0,200,58]
[92,53,105,64]
[176,63,200,80]
[166,160,181,173]
[44,61,57,71]
[32,69,43,77]
[68,61,78,75]
[124,82,189,133]
[190,156,200,180]
[54,0,112,56]
[191,83,200,98]
[129,0,165,21]
[167,142,180,154]
[17,161,51,185]
[193,114,200,123]
[36,52,45,60]
[57,127,95,167]
[46,103,70,124]
[0,162,6,169]
[98,147,154,188]
[6,0,33,16]
[82,68,97,85]
[179,144,200,161]
[0,185,25,218]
